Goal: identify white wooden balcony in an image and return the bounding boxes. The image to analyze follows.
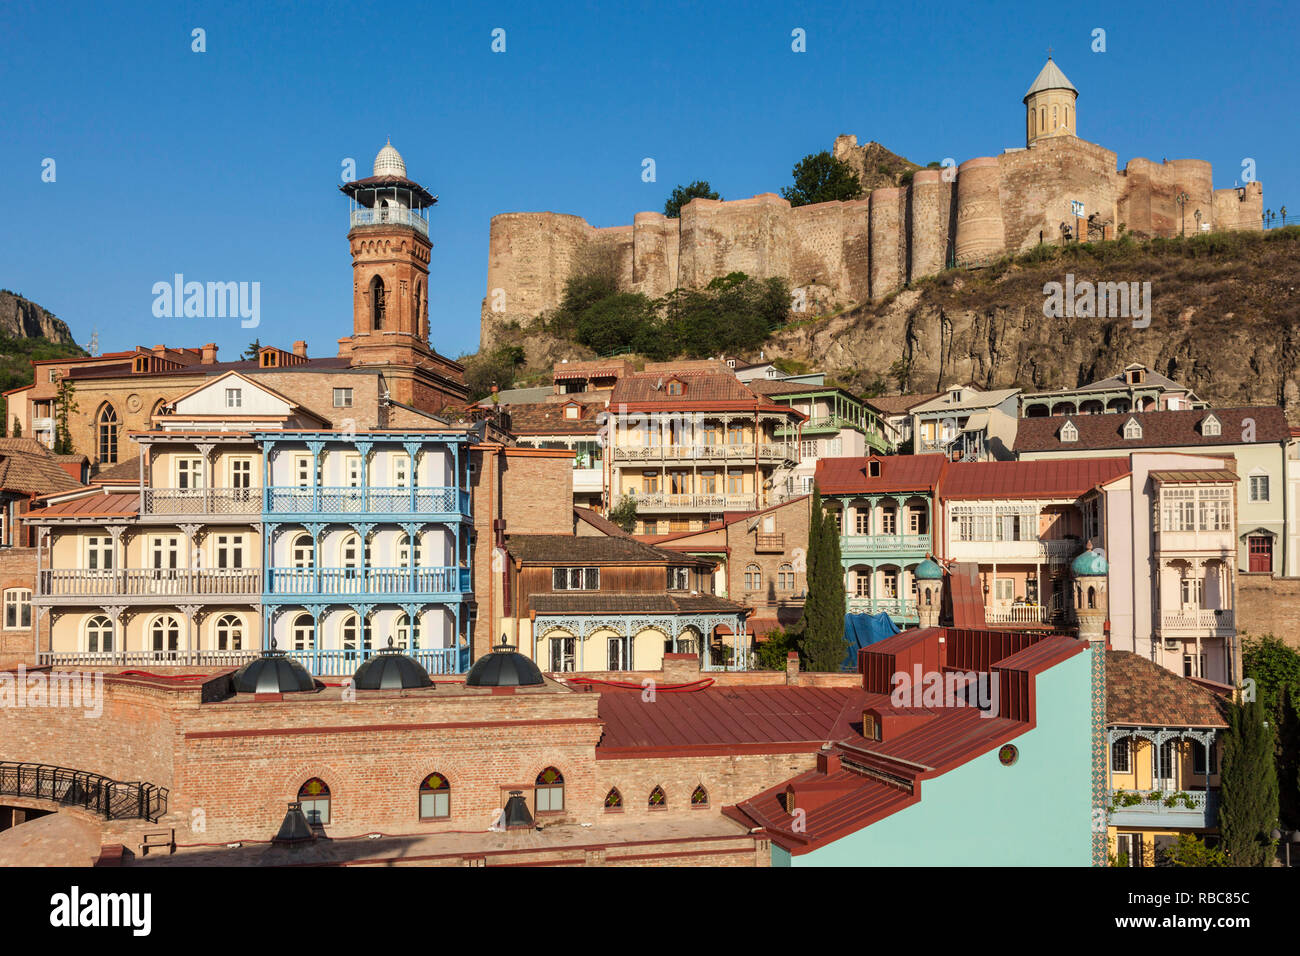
[142,488,260,517]
[632,493,757,513]
[612,442,796,463]
[37,568,261,603]
[1158,608,1234,637]
[984,604,1052,625]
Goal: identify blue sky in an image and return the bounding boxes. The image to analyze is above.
[1,0,1294,363]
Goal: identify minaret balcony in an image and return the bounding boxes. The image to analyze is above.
[349,207,429,237]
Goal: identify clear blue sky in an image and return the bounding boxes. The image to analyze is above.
[2,0,1294,363]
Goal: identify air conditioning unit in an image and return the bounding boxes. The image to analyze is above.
[1164,639,1180,651]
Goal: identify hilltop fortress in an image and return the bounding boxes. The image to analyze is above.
[480,58,1263,349]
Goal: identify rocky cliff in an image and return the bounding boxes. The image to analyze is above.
[766,228,1300,415]
[0,291,79,346]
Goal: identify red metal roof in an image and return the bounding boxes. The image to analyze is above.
[33,492,139,518]
[815,454,946,495]
[938,457,1130,499]
[596,685,863,756]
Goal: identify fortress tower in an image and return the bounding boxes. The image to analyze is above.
[340,142,467,411]
[1024,55,1078,148]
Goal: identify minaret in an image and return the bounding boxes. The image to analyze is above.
[1024,55,1078,148]
[339,141,437,367]
[914,557,944,629]
[1072,545,1109,644]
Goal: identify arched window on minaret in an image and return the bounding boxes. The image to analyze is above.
[370,275,386,330]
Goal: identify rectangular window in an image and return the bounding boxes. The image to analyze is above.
[334,388,353,408]
[1160,489,1196,532]
[727,423,745,445]
[214,534,245,570]
[881,571,898,598]
[1181,577,1204,608]
[642,471,660,494]
[553,567,599,591]
[345,455,363,488]
[1111,738,1131,774]
[800,440,818,460]
[230,458,253,490]
[727,470,744,495]
[668,567,690,590]
[294,455,312,488]
[1197,488,1231,531]
[698,470,717,494]
[880,509,897,535]
[2,589,32,629]
[150,536,180,570]
[1192,741,1217,776]
[909,507,928,535]
[225,387,242,409]
[420,790,450,819]
[86,536,115,571]
[854,510,870,535]
[1249,475,1269,502]
[177,457,204,490]
[669,471,689,495]
[855,574,871,597]
[994,578,1014,603]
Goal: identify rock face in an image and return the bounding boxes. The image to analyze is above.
[831,135,919,192]
[0,291,78,345]
[766,232,1300,418]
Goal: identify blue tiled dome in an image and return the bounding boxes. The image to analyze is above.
[914,558,944,580]
[1072,548,1109,576]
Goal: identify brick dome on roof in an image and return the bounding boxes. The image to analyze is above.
[373,139,407,178]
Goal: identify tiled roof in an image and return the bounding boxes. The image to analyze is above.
[573,508,631,538]
[862,393,942,416]
[1105,651,1228,727]
[815,454,946,495]
[91,456,147,486]
[504,401,602,436]
[505,533,714,567]
[530,592,745,616]
[63,356,354,382]
[609,369,794,413]
[596,685,863,755]
[1013,406,1290,452]
[0,440,84,496]
[939,457,1130,499]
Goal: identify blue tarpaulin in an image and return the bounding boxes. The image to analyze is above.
[841,612,900,671]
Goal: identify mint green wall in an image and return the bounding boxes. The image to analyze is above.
[790,652,1091,866]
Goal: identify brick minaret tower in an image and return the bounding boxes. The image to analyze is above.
[339,141,468,411]
[1071,544,1109,644]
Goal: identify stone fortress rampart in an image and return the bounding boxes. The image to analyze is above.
[480,60,1263,350]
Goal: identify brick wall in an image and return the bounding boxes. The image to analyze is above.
[1236,574,1300,648]
[0,546,43,666]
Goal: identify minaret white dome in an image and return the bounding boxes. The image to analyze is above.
[373,139,407,178]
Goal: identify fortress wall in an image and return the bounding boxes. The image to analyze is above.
[589,224,636,290]
[908,169,953,281]
[678,193,794,290]
[868,187,906,300]
[1118,158,1213,237]
[1213,181,1264,231]
[632,213,680,297]
[954,157,1006,263]
[481,212,596,342]
[997,137,1120,251]
[839,198,871,304]
[790,200,851,297]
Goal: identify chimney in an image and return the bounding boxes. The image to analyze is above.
[786,650,801,686]
[201,343,218,365]
[662,653,701,685]
[816,745,841,775]
[293,340,308,358]
[152,344,167,357]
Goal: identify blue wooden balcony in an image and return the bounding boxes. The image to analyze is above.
[264,566,471,603]
[838,533,932,557]
[264,486,470,520]
[280,645,469,677]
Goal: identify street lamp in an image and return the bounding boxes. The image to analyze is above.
[1270,827,1300,866]
[1175,191,1190,236]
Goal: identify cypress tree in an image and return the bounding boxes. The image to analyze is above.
[798,486,849,672]
[1220,697,1280,866]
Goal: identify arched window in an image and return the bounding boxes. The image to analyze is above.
[535,767,564,813]
[370,275,386,330]
[341,612,358,652]
[398,532,423,567]
[150,614,180,653]
[150,398,167,422]
[419,772,451,819]
[97,404,119,463]
[2,588,32,630]
[649,785,667,808]
[778,563,794,590]
[691,784,709,807]
[298,778,330,825]
[291,612,314,651]
[604,787,622,811]
[1087,586,1097,610]
[291,533,314,568]
[85,614,113,653]
[743,563,762,591]
[214,613,243,651]
[395,611,421,650]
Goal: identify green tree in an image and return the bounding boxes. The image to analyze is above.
[664,181,720,218]
[241,339,262,360]
[797,488,847,671]
[1220,697,1280,866]
[54,378,78,455]
[462,345,527,402]
[754,627,800,671]
[607,494,638,534]
[781,151,862,208]
[1162,833,1230,867]
[1243,634,1300,825]
[575,293,656,356]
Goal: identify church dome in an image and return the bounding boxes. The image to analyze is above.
[914,558,944,580]
[352,641,433,690]
[465,637,545,688]
[1024,56,1078,102]
[1071,548,1108,577]
[373,140,407,179]
[232,645,317,694]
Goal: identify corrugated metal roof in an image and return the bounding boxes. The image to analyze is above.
[815,454,946,495]
[938,457,1130,499]
[34,491,139,518]
[1148,469,1239,484]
